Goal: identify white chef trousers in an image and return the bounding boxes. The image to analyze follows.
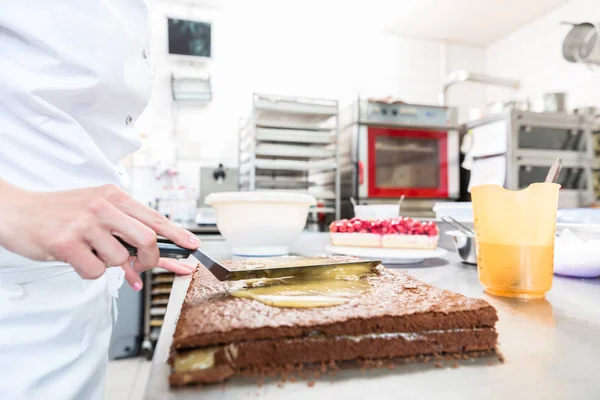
[0,268,122,400]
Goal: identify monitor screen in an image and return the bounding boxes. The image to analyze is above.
[167,18,211,58]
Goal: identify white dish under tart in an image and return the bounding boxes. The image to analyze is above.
[326,245,447,265]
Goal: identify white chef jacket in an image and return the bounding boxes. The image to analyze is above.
[0,1,152,399]
[0,0,152,285]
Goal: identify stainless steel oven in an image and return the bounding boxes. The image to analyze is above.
[464,107,595,208]
[339,99,460,217]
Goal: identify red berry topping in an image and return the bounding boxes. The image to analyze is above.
[330,217,438,236]
[329,222,338,232]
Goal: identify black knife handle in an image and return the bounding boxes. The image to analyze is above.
[114,236,194,259]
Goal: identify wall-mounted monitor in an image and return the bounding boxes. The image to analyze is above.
[167,18,212,60]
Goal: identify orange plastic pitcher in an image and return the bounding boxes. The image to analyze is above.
[471,183,560,299]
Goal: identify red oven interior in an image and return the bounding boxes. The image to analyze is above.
[367,127,448,198]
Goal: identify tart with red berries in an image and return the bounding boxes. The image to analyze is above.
[329,217,440,250]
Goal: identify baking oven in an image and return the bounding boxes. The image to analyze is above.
[340,99,459,217]
[464,107,595,208]
[361,126,451,198]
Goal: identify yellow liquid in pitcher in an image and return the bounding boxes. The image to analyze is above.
[477,242,554,299]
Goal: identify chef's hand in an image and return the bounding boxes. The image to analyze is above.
[0,181,200,290]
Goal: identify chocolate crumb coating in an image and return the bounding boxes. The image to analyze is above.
[173,259,497,350]
[169,258,499,387]
[170,328,497,386]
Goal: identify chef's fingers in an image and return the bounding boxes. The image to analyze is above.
[123,204,200,250]
[56,242,106,280]
[85,198,160,270]
[131,258,194,275]
[84,227,130,267]
[107,192,200,249]
[121,257,143,291]
[85,184,199,250]
[156,258,195,275]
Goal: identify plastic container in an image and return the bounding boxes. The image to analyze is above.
[205,191,316,256]
[433,202,473,222]
[556,208,600,225]
[471,183,560,299]
[353,204,399,220]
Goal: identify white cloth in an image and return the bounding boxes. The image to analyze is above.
[0,1,151,399]
[0,272,113,400]
[0,0,152,284]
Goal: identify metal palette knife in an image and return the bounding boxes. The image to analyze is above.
[116,237,382,281]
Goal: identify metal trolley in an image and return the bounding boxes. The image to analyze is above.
[141,269,176,360]
[238,93,341,226]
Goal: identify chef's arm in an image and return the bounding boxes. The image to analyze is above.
[0,178,200,289]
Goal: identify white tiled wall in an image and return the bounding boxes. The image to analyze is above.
[485,0,600,109]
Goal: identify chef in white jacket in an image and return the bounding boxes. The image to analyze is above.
[0,1,200,399]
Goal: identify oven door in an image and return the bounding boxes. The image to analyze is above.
[513,157,594,208]
[358,126,452,199]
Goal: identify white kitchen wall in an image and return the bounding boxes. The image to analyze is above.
[485,0,600,109]
[444,42,488,119]
[128,0,485,205]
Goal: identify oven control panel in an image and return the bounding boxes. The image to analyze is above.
[361,100,449,128]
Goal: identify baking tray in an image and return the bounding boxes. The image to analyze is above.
[256,128,334,144]
[254,143,335,158]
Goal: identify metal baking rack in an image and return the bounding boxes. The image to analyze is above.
[141,268,175,360]
[238,93,341,223]
[591,114,600,201]
[465,107,597,208]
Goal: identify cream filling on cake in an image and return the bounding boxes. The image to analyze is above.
[381,234,438,249]
[342,328,478,342]
[330,232,439,249]
[330,233,381,247]
[173,347,218,373]
[173,328,485,372]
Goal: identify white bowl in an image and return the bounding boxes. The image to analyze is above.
[557,208,600,225]
[433,202,473,222]
[354,204,399,220]
[445,230,477,265]
[205,191,316,256]
[555,223,600,278]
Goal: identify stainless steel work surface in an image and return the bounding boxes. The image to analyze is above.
[145,232,600,400]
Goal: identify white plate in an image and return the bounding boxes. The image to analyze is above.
[325,245,447,265]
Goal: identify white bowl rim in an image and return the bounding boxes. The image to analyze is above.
[445,224,600,238]
[205,191,317,205]
[556,222,600,230]
[445,230,475,238]
[432,202,473,210]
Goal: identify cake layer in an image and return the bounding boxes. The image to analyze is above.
[173,262,497,350]
[382,234,438,249]
[330,233,439,249]
[170,328,497,386]
[330,232,381,247]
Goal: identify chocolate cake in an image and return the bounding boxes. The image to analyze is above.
[169,259,498,387]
